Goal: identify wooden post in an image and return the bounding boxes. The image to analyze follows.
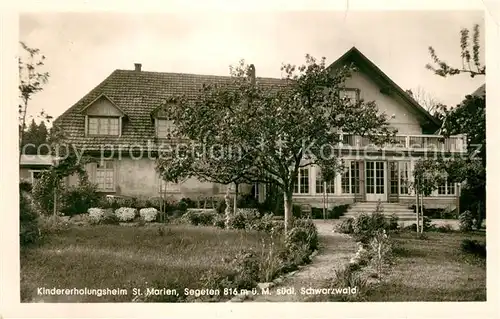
[420,191,424,233]
[415,183,420,233]
[322,183,326,220]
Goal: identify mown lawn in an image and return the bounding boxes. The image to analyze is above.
[21,224,283,302]
[361,231,487,301]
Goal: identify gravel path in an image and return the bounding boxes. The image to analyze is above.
[245,220,356,302]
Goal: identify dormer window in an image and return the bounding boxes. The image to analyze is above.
[156,118,176,138]
[88,116,120,136]
[81,94,127,137]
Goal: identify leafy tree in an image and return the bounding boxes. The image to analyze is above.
[426,23,486,228]
[426,24,485,77]
[21,119,49,155]
[156,56,395,233]
[18,41,51,160]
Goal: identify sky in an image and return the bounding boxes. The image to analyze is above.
[19,10,485,124]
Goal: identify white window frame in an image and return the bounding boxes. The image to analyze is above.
[95,160,115,192]
[87,116,120,136]
[399,161,411,195]
[293,167,310,195]
[341,161,359,194]
[315,168,335,194]
[437,177,456,196]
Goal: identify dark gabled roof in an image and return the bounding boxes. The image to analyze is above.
[55,47,441,151]
[54,70,284,150]
[327,46,441,131]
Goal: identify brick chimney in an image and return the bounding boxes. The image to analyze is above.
[134,63,142,72]
[248,64,256,84]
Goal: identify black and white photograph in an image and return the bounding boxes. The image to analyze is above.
[1,0,499,318]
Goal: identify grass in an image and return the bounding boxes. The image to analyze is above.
[21,224,284,302]
[361,231,486,301]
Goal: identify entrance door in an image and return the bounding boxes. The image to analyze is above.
[365,161,387,202]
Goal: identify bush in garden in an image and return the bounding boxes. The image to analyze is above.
[139,208,158,222]
[20,189,40,247]
[228,211,247,230]
[179,198,196,210]
[229,249,260,289]
[253,213,275,232]
[114,207,137,222]
[237,208,261,230]
[388,214,400,231]
[181,209,217,226]
[88,208,105,224]
[459,210,474,232]
[32,171,64,214]
[60,182,103,217]
[39,214,69,235]
[335,217,355,234]
[292,219,319,251]
[213,214,226,229]
[461,239,486,258]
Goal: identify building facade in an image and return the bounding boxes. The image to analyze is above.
[54,47,466,210]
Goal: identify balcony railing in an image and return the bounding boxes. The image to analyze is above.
[340,134,467,153]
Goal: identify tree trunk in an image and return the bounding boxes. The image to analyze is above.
[233,183,238,215]
[420,193,424,233]
[415,190,420,234]
[284,191,293,234]
[224,186,232,229]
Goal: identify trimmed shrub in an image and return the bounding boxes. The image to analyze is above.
[459,210,474,232]
[114,207,137,222]
[182,209,217,226]
[88,208,105,224]
[139,208,158,222]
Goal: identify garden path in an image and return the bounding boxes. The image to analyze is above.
[244,220,356,302]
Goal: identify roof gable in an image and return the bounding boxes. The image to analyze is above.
[80,93,128,117]
[327,46,441,131]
